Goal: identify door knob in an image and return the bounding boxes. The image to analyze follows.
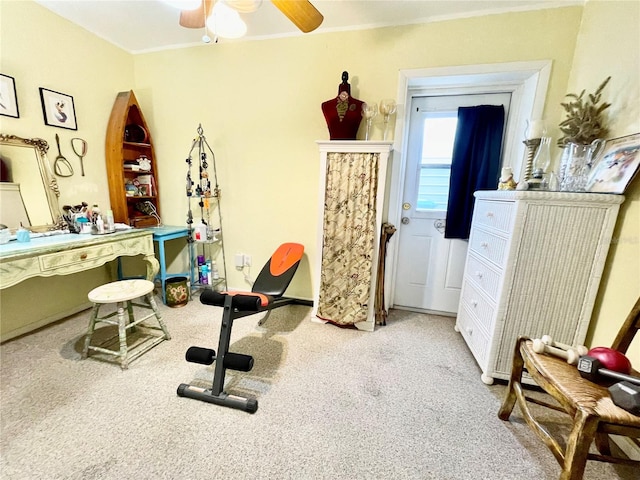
[401,217,410,225]
[402,202,411,210]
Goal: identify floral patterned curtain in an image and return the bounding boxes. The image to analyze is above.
[317,152,379,326]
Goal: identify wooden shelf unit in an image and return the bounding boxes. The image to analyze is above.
[106,90,161,227]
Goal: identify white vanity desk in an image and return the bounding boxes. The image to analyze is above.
[0,229,159,290]
[0,134,163,342]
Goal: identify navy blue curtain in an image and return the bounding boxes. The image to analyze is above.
[444,105,505,239]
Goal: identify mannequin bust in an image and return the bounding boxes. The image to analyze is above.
[321,71,364,140]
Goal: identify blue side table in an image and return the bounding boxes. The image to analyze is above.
[118,226,190,304]
[149,226,190,304]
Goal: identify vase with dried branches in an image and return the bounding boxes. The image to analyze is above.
[557,76,611,191]
[558,76,611,147]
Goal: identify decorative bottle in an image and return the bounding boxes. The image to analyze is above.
[105,210,115,232]
[211,261,220,280]
[96,215,105,234]
[530,136,551,190]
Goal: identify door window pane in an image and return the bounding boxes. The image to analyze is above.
[417,113,457,211]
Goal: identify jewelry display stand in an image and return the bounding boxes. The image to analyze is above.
[185,125,227,293]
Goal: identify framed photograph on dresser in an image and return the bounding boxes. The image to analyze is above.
[586,132,640,194]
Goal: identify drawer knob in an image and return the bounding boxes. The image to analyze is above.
[486,211,494,218]
[481,242,489,248]
[466,327,473,335]
[471,300,478,307]
[80,253,88,260]
[475,271,483,279]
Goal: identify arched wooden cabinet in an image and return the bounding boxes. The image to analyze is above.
[106,90,161,227]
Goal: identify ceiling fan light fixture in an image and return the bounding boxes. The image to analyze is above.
[163,0,202,10]
[223,0,263,14]
[206,1,247,39]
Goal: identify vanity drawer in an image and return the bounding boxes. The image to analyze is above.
[469,229,509,268]
[460,281,496,335]
[464,254,502,301]
[39,244,116,271]
[472,200,514,234]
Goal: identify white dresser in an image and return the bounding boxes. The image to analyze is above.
[456,190,624,384]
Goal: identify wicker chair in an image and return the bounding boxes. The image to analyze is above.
[498,296,640,480]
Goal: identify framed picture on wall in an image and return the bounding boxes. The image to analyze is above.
[39,87,77,130]
[586,133,640,194]
[0,74,19,118]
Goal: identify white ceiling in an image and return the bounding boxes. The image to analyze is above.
[35,0,581,54]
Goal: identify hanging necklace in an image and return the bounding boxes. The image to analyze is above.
[336,92,349,121]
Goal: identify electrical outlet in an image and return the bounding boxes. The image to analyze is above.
[244,255,251,267]
[235,253,244,268]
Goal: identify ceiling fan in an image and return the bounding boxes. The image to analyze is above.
[178,0,324,35]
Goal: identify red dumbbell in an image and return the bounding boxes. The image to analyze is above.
[587,346,632,375]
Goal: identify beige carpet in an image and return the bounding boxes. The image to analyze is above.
[0,292,637,479]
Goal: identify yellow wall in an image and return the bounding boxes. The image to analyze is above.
[0,0,134,336]
[0,1,134,208]
[0,0,638,365]
[570,0,640,365]
[133,6,583,300]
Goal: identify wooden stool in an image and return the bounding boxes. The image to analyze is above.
[82,279,171,369]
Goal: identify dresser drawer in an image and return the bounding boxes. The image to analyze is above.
[460,281,496,335]
[469,229,509,267]
[39,244,116,271]
[457,304,490,367]
[473,200,514,234]
[464,254,502,301]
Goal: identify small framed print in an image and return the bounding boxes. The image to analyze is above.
[0,74,19,118]
[586,133,640,194]
[39,87,77,130]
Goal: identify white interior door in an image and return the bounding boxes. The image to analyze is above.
[393,93,511,314]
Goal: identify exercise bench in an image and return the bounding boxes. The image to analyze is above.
[177,242,304,413]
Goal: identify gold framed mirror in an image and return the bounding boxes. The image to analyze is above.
[0,133,64,232]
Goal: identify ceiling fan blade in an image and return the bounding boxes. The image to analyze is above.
[179,0,214,28]
[271,0,323,33]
